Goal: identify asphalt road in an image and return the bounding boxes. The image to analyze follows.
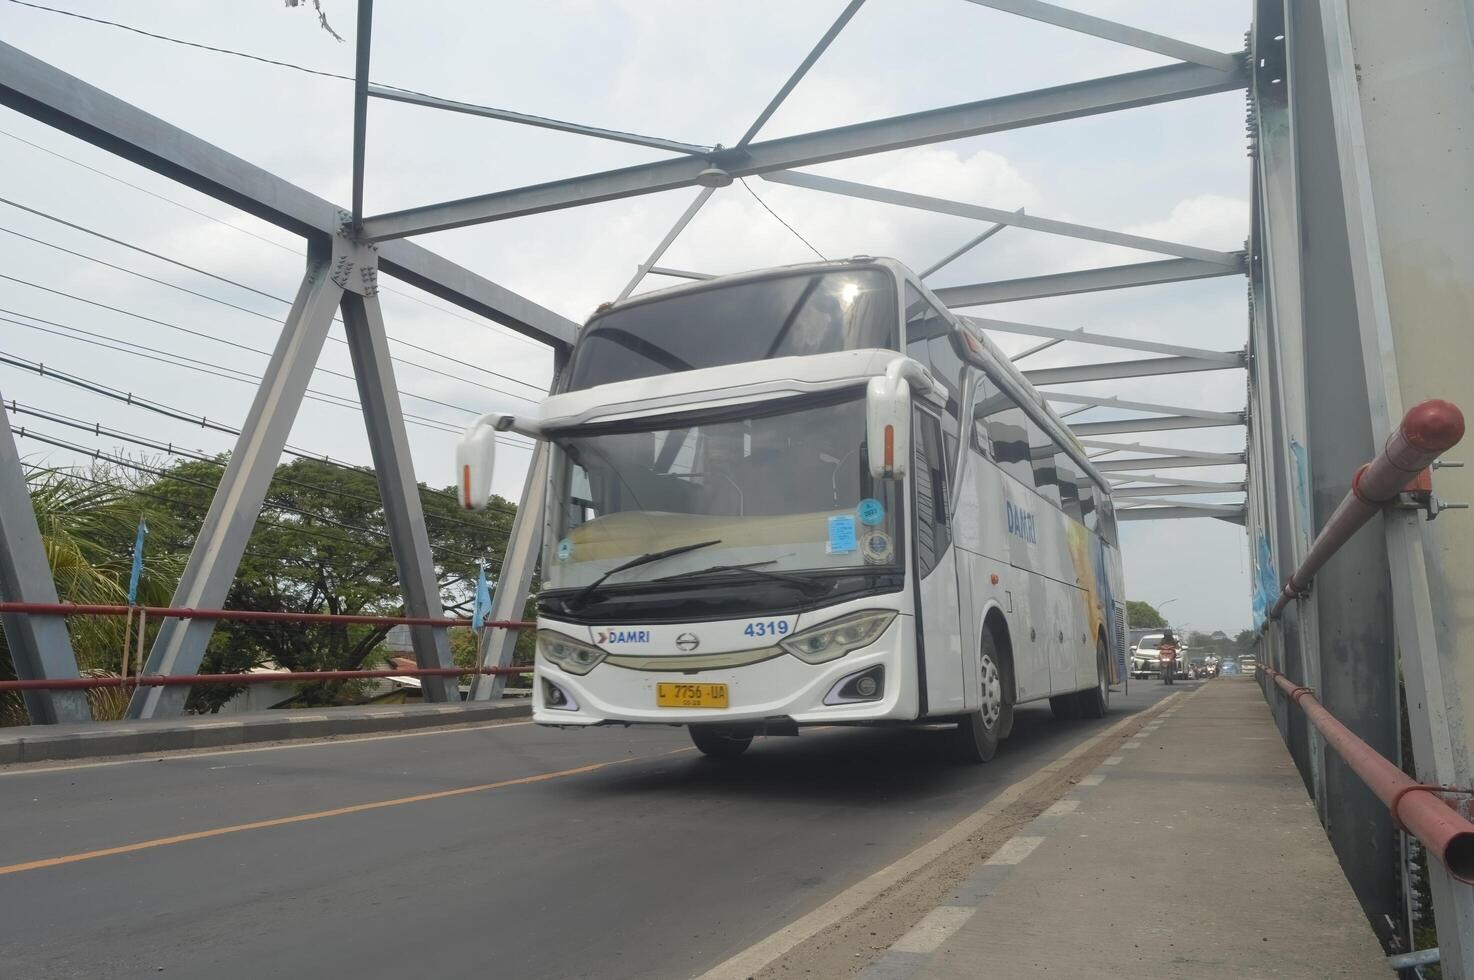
[0,680,1191,980]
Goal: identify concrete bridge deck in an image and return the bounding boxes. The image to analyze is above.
[0,678,1387,979]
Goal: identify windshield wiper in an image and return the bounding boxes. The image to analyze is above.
[566,539,723,610]
[655,560,830,596]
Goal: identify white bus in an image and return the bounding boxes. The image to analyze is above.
[458,258,1128,762]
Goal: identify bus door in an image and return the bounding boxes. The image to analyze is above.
[912,408,966,716]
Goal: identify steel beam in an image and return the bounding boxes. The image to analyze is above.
[1109,474,1247,490]
[765,170,1240,265]
[1095,454,1245,472]
[359,60,1246,240]
[959,0,1242,73]
[1069,414,1240,436]
[127,245,345,719]
[470,437,550,701]
[350,0,373,232]
[965,315,1243,362]
[1117,504,1246,523]
[1112,482,1246,497]
[1081,438,1242,461]
[1045,391,1243,422]
[340,286,458,703]
[648,267,715,281]
[1117,496,1246,510]
[0,40,577,349]
[618,187,716,301]
[1022,353,1241,386]
[0,394,89,724]
[737,0,868,146]
[368,84,711,157]
[920,213,1017,279]
[936,255,1245,306]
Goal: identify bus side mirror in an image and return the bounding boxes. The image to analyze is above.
[456,418,499,511]
[867,376,910,481]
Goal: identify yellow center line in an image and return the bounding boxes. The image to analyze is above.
[0,746,692,877]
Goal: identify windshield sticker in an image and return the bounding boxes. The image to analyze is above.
[862,530,894,564]
[827,514,858,554]
[556,538,573,562]
[857,497,885,526]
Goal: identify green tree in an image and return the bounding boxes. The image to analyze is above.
[1125,599,1166,628]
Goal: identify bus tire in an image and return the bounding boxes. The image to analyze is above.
[956,632,1006,763]
[689,725,753,759]
[1078,636,1109,719]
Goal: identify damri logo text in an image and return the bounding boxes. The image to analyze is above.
[1005,500,1038,543]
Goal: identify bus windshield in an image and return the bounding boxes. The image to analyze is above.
[564,268,897,391]
[544,393,903,612]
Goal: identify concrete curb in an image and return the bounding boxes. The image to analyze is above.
[0,700,533,764]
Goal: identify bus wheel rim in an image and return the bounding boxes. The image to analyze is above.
[980,653,1002,729]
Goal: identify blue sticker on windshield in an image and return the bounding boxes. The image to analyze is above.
[857,498,885,526]
[556,538,573,562]
[827,515,857,554]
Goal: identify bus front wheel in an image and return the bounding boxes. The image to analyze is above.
[689,725,754,759]
[1078,637,1109,719]
[957,633,1007,763]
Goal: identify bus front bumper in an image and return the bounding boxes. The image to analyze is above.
[531,617,918,727]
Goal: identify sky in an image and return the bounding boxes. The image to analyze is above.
[0,0,1252,632]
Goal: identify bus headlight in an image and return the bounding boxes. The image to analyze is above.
[538,630,608,675]
[780,610,896,665]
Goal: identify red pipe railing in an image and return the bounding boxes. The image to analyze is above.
[1268,399,1465,622]
[1261,663,1474,883]
[0,601,532,630]
[0,665,532,692]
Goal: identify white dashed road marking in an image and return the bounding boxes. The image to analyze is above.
[1103,755,1124,765]
[890,906,977,953]
[1079,773,1106,786]
[985,835,1045,866]
[1042,799,1080,818]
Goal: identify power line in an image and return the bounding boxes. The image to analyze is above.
[0,351,523,518]
[0,272,522,418]
[0,130,552,354]
[0,196,551,396]
[4,398,510,540]
[740,178,827,261]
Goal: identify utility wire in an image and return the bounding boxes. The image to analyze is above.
[0,351,522,518]
[5,398,511,540]
[739,178,827,261]
[0,130,550,354]
[1,1,693,170]
[0,197,550,396]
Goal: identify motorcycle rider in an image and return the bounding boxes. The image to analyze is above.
[1159,628,1180,684]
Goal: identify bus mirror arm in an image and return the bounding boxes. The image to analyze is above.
[455,413,544,511]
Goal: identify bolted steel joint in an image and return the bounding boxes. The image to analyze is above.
[331,210,381,296]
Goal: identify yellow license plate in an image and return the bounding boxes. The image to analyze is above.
[656,682,729,708]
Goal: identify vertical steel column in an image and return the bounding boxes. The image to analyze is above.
[127,240,345,719]
[469,439,549,701]
[1318,0,1474,972]
[0,394,89,724]
[1253,0,1326,816]
[1285,0,1401,931]
[339,250,457,703]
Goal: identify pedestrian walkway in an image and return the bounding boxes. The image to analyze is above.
[859,678,1390,979]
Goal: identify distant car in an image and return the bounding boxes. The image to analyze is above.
[1220,661,1240,676]
[1131,634,1164,678]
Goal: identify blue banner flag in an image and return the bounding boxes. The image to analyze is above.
[127,518,148,605]
[471,563,492,629]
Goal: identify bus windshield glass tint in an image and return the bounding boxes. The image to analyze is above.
[564,269,897,391]
[546,394,902,593]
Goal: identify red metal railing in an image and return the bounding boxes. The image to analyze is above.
[0,603,536,693]
[0,665,530,693]
[1261,663,1474,883]
[1267,399,1465,622]
[0,601,532,630]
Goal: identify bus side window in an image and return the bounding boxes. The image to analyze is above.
[1028,419,1062,506]
[969,377,1000,458]
[1055,450,1083,522]
[912,409,951,577]
[1100,494,1119,545]
[1080,477,1099,533]
[985,404,1032,485]
[905,285,964,482]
